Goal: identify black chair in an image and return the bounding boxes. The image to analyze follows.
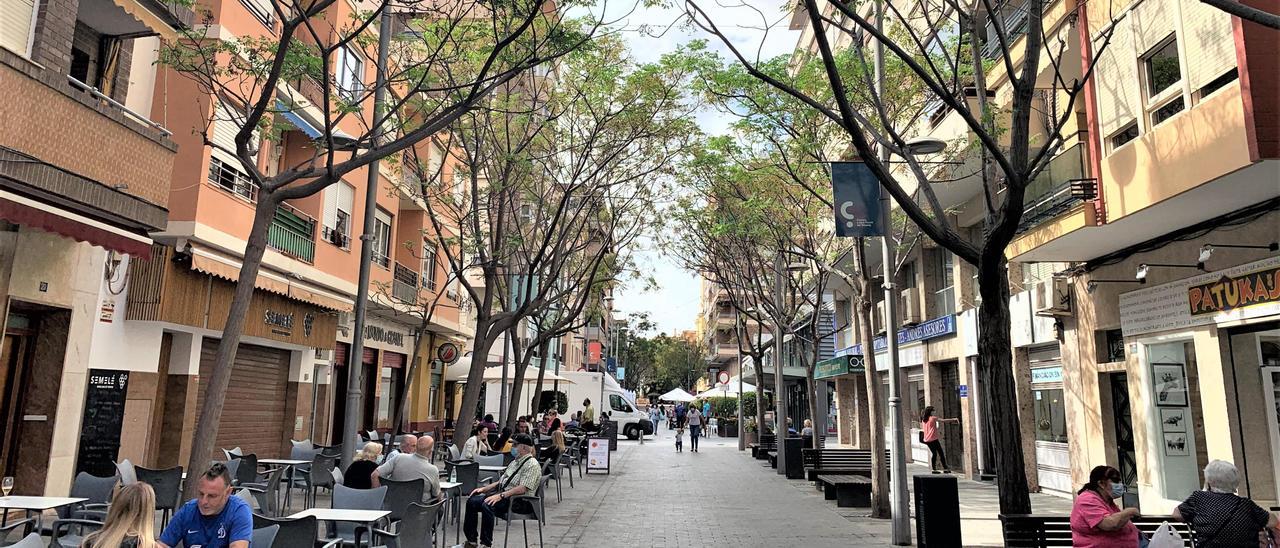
[253,514,340,548]
[380,478,425,523]
[251,524,279,547]
[325,485,387,546]
[135,465,183,528]
[230,453,261,485]
[49,518,102,548]
[370,499,445,548]
[306,453,339,508]
[499,475,549,548]
[446,461,479,524]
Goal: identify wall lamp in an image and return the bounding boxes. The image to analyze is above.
[1136,262,1204,281]
[1199,242,1279,268]
[1087,279,1145,294]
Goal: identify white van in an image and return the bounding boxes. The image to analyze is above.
[558,371,653,439]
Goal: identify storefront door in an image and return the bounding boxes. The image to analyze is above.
[0,329,31,480]
[1260,366,1280,498]
[1226,323,1280,501]
[1109,373,1139,508]
[939,361,964,468]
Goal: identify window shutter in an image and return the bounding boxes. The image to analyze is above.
[0,0,35,56]
[1132,0,1175,54]
[212,101,260,169]
[338,183,355,214]
[1179,0,1236,89]
[323,185,339,230]
[1093,19,1139,138]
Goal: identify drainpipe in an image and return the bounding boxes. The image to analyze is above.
[1076,1,1107,225]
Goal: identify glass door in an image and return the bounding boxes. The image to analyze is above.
[1260,366,1280,499]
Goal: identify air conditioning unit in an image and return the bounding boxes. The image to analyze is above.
[1034,278,1073,317]
[874,301,887,334]
[314,348,331,361]
[900,289,922,326]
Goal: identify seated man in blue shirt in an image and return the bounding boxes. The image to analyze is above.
[160,462,253,548]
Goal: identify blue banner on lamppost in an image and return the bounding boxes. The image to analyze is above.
[831,161,883,237]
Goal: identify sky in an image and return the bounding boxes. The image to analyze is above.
[582,0,801,336]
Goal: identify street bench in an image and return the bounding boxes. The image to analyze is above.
[801,448,889,483]
[750,434,776,460]
[766,437,826,469]
[1000,514,1195,547]
[767,451,779,468]
[817,474,872,508]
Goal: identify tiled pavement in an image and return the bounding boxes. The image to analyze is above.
[515,428,1073,547]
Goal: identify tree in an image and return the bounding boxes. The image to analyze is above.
[686,0,1116,513]
[1199,0,1280,29]
[162,0,597,498]
[414,35,697,446]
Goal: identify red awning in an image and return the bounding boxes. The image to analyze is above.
[0,191,152,258]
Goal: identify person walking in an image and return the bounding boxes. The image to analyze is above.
[648,406,659,436]
[84,483,158,548]
[919,406,959,473]
[686,406,703,452]
[1173,460,1277,547]
[582,398,597,431]
[1070,465,1140,547]
[675,403,687,429]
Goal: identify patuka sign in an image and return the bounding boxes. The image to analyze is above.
[1120,256,1280,337]
[1188,265,1280,316]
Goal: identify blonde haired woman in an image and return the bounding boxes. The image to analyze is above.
[83,482,157,548]
[542,429,567,465]
[344,441,383,489]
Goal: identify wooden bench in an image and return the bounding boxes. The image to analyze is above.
[750,434,776,460]
[767,437,826,469]
[1000,514,1195,547]
[817,475,872,507]
[801,448,890,483]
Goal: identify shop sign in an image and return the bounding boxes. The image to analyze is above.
[364,324,405,347]
[264,309,294,336]
[1031,366,1063,384]
[848,314,957,355]
[99,298,115,322]
[1188,265,1280,316]
[830,161,883,237]
[958,385,968,397]
[437,342,460,364]
[1120,256,1280,336]
[814,355,866,379]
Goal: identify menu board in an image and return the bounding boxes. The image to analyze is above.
[75,369,129,477]
[586,437,610,474]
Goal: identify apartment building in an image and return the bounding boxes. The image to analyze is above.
[0,0,190,495]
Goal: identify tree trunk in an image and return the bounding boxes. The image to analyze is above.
[753,357,766,438]
[454,325,499,447]
[182,196,276,500]
[857,295,890,518]
[391,328,433,436]
[977,254,1032,515]
[530,338,552,418]
[504,334,531,431]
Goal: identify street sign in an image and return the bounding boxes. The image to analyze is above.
[717,370,730,385]
[606,357,617,373]
[958,385,968,398]
[831,161,883,237]
[814,354,866,379]
[437,342,460,364]
[617,367,625,381]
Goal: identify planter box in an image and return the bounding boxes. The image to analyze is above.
[718,422,739,437]
[742,431,757,445]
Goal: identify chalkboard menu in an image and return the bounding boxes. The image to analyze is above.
[75,369,129,477]
[601,419,618,451]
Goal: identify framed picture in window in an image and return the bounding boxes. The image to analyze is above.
[1152,363,1188,407]
[1159,408,1187,433]
[1163,432,1190,456]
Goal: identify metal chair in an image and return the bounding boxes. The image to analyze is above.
[251,524,279,547]
[0,518,35,545]
[49,518,102,548]
[326,484,387,546]
[499,475,550,548]
[243,466,287,517]
[380,478,425,523]
[114,459,137,485]
[135,465,183,528]
[253,514,342,548]
[306,453,339,508]
[60,472,117,522]
[369,499,445,548]
[2,533,41,548]
[231,453,261,485]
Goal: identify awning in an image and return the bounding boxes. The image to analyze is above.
[276,101,323,139]
[0,189,152,257]
[110,0,178,40]
[190,246,354,311]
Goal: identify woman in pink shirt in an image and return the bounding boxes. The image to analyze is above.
[1070,465,1140,547]
[919,406,959,473]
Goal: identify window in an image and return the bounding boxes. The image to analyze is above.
[1152,97,1185,125]
[1144,38,1181,99]
[1110,123,1140,150]
[1033,388,1068,443]
[373,208,392,268]
[934,252,955,317]
[240,0,275,27]
[422,239,438,290]
[899,261,916,289]
[209,101,260,201]
[1198,69,1237,100]
[609,394,633,413]
[0,0,37,56]
[336,46,364,102]
[322,183,354,248]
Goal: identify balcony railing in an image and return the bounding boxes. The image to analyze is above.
[208,157,259,202]
[982,1,1035,60]
[1017,142,1090,233]
[266,204,316,262]
[393,262,419,303]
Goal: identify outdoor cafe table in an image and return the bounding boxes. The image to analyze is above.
[438,481,462,548]
[0,496,87,532]
[258,458,311,511]
[288,508,390,545]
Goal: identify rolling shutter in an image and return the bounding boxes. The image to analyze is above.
[211,101,260,169]
[363,347,377,365]
[1093,18,1139,137]
[1178,0,1236,89]
[0,0,35,55]
[197,338,290,459]
[383,351,405,369]
[333,341,349,367]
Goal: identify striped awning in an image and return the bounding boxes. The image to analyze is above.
[0,189,152,257]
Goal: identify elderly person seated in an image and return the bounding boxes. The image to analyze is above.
[461,433,542,548]
[1070,465,1140,547]
[1173,459,1276,547]
[373,435,441,501]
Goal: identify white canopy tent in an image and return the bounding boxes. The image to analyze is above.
[658,388,696,402]
[694,376,756,399]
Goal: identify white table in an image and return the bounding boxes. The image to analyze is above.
[289,508,390,545]
[258,458,311,511]
[0,496,87,532]
[479,465,504,472]
[438,482,463,548]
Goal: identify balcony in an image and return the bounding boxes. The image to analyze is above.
[266,203,316,262]
[1016,143,1091,233]
[981,0,1036,60]
[393,262,420,303]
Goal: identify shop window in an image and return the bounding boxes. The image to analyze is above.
[1145,340,1202,501]
[1033,388,1068,443]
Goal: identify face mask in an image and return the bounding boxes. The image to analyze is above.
[510,447,520,458]
[1110,483,1126,499]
